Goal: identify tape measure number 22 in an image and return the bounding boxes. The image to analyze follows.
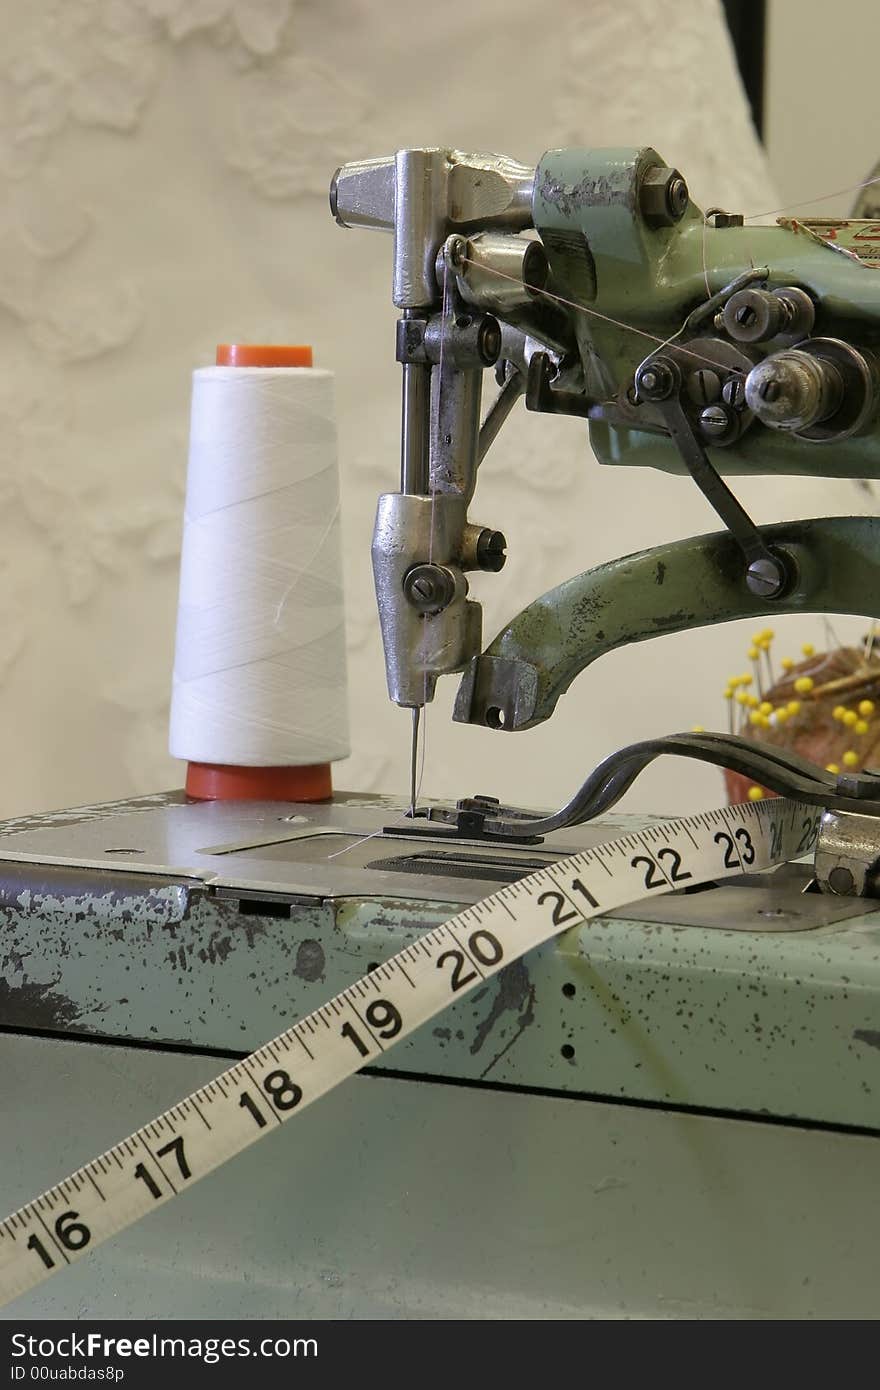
[0,796,819,1308]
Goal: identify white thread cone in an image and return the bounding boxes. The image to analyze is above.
[169,365,350,767]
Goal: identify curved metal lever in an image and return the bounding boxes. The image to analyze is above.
[453,515,880,731]
[416,732,880,842]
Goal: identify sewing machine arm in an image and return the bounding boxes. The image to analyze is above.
[452,515,880,730]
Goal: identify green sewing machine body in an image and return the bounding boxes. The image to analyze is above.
[3,791,880,1319]
[534,147,880,480]
[333,146,880,727]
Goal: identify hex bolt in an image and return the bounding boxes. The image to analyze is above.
[640,166,689,227]
[636,357,676,401]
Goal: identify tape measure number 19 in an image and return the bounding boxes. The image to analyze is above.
[0,797,819,1308]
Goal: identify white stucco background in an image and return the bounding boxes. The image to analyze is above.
[0,0,873,819]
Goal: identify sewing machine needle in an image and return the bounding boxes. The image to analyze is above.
[409,705,422,817]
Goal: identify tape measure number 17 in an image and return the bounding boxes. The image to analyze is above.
[0,797,819,1308]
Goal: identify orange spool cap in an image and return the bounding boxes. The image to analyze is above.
[186,343,332,803]
[216,343,313,368]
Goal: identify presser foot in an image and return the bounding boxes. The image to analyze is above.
[386,734,880,899]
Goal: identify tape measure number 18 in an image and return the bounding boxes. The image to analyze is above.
[0,797,819,1308]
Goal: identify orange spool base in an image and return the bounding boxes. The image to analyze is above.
[185,762,332,803]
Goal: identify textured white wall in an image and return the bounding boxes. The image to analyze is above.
[765,0,879,218]
[0,0,869,819]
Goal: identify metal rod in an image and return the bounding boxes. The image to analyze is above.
[400,362,430,493]
[478,369,524,464]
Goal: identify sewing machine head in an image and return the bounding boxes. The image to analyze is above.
[332,147,880,741]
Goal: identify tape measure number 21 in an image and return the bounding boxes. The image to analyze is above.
[0,796,819,1308]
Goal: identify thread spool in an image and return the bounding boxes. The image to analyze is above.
[169,344,350,801]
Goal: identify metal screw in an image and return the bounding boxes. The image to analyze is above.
[736,305,757,327]
[478,318,502,365]
[722,377,746,409]
[667,176,689,219]
[686,369,721,405]
[745,556,785,598]
[446,235,467,269]
[475,528,507,573]
[828,865,856,896]
[640,369,658,392]
[699,404,730,438]
[760,378,781,403]
[403,564,456,613]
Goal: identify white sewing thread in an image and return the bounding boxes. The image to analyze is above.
[169,366,350,767]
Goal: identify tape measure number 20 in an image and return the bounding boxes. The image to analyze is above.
[0,796,819,1308]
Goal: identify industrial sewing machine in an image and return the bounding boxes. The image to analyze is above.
[4,147,880,1320]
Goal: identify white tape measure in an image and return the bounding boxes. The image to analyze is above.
[0,797,819,1308]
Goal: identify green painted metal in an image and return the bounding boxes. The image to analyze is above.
[6,1033,880,1319]
[3,799,880,1132]
[533,147,880,479]
[455,516,880,730]
[5,1032,880,1319]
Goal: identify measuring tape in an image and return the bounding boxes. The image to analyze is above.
[0,796,820,1309]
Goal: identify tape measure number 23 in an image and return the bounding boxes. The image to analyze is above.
[0,796,819,1308]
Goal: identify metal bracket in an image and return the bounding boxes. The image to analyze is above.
[453,515,880,731]
[635,354,789,597]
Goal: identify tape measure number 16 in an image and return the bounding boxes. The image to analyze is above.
[0,796,819,1308]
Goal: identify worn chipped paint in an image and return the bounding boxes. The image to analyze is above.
[2,846,880,1129]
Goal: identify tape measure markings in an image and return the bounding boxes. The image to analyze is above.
[0,797,818,1308]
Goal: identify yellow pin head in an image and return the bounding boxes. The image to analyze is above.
[843,710,858,728]
[747,786,764,801]
[793,676,814,695]
[843,750,859,768]
[859,699,875,717]
[801,643,815,657]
